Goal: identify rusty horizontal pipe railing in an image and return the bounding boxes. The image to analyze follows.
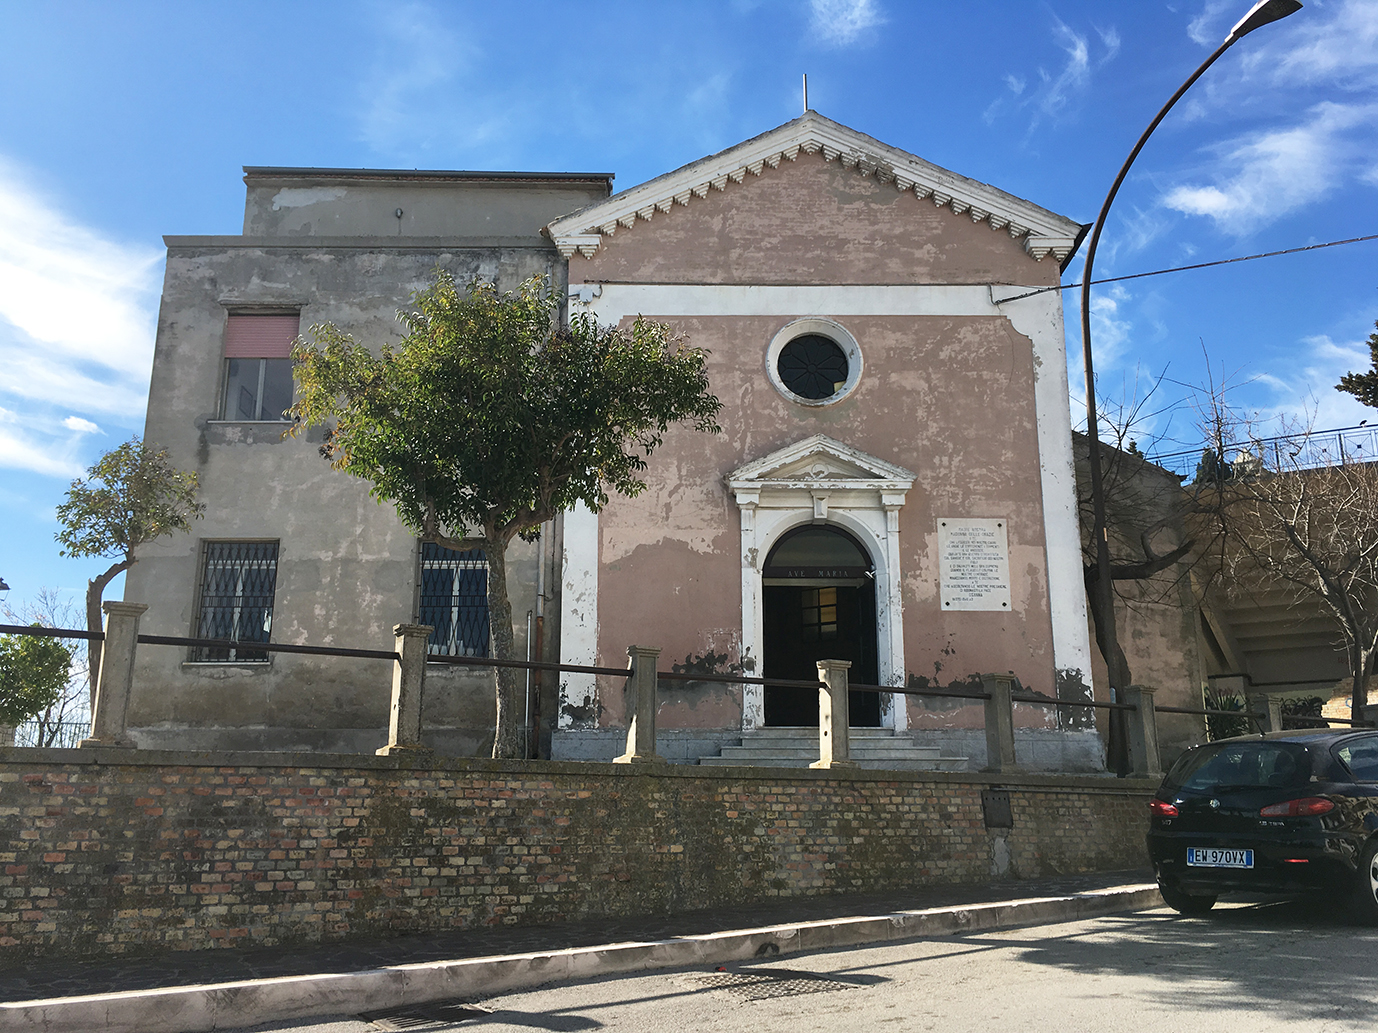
[429,652,632,679]
[852,681,1137,712]
[0,623,103,641]
[140,633,400,662]
[1156,704,1267,720]
[656,670,826,690]
[1156,703,1371,728]
[1012,693,1136,712]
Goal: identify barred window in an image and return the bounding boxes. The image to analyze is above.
[418,542,489,657]
[192,541,280,661]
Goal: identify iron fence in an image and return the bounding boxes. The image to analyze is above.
[1147,423,1378,480]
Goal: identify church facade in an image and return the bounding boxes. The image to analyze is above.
[124,113,1103,769]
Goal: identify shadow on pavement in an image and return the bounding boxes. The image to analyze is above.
[975,898,1378,1026]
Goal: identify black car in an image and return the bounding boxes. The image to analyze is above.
[1147,729,1378,919]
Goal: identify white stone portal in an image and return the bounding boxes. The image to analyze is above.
[727,435,915,731]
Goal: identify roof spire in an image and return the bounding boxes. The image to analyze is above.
[802,73,809,113]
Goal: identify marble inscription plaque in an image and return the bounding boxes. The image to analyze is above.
[938,518,1011,612]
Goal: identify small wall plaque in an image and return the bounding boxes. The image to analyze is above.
[981,789,1013,829]
[938,517,1012,612]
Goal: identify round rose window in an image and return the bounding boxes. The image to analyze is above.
[776,334,849,400]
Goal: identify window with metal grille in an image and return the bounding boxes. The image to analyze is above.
[192,542,280,661]
[418,542,490,657]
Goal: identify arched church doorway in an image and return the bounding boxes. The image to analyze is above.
[762,524,881,726]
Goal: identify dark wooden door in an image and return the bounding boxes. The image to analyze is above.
[762,583,880,726]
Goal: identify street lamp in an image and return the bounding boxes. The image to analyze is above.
[0,578,9,607]
[1080,0,1302,775]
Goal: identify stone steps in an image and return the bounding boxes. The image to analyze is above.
[697,728,969,771]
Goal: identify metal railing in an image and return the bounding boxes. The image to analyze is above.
[4,615,1366,776]
[1147,423,1378,480]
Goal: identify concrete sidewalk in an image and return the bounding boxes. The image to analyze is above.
[0,871,1161,1033]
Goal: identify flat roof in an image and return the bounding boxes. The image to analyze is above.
[242,166,614,185]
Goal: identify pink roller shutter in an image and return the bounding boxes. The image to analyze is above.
[224,314,300,359]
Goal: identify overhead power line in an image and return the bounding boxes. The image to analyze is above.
[995,232,1378,305]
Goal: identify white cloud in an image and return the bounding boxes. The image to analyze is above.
[1036,19,1090,120]
[1253,332,1378,432]
[1160,1,1378,237]
[0,159,157,477]
[1163,102,1376,235]
[355,2,514,156]
[985,16,1119,133]
[1187,0,1235,46]
[1089,285,1135,369]
[808,0,884,47]
[1252,0,1378,88]
[0,409,89,479]
[1067,285,1138,430]
[0,162,160,409]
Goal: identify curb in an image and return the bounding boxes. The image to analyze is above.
[0,884,1162,1033]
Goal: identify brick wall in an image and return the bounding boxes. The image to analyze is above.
[0,747,1154,961]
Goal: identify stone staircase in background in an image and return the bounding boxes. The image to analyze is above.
[698,727,969,771]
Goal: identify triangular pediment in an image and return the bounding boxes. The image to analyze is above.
[546,111,1084,265]
[728,435,915,490]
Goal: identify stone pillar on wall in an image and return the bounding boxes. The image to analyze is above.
[614,645,664,764]
[79,602,147,749]
[377,624,433,756]
[1122,684,1163,779]
[1247,692,1283,734]
[812,659,856,769]
[981,673,1019,773]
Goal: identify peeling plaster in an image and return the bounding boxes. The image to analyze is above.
[271,187,348,210]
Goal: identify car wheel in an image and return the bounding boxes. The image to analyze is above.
[1352,839,1378,925]
[1158,879,1216,915]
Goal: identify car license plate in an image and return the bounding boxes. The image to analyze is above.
[1187,847,1254,868]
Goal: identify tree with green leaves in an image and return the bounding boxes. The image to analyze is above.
[2,588,91,747]
[291,272,722,758]
[1336,320,1378,408]
[0,628,73,729]
[55,438,204,698]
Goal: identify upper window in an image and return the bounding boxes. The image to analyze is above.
[765,318,863,406]
[192,541,280,662]
[418,542,491,658]
[222,314,299,421]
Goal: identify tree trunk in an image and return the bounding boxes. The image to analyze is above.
[1085,567,1132,775]
[485,536,524,759]
[1352,641,1369,728]
[84,560,131,709]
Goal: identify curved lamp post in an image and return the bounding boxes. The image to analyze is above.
[1081,0,1301,774]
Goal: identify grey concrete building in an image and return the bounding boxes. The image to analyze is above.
[125,167,612,755]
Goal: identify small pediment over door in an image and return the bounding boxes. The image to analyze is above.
[727,435,915,512]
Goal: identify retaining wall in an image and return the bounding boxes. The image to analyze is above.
[0,747,1155,961]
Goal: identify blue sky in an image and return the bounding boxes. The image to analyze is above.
[1,0,1376,615]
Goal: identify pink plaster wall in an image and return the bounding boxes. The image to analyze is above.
[581,150,1066,731]
[572,151,1062,288]
[594,314,1056,728]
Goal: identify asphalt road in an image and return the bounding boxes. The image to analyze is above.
[227,899,1378,1033]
